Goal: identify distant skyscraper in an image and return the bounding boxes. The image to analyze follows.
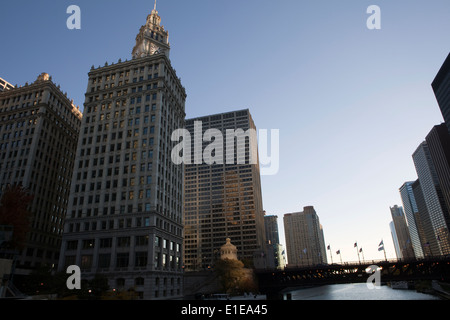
[283,206,327,267]
[425,124,450,217]
[399,182,424,258]
[389,205,415,259]
[412,179,439,256]
[389,221,401,259]
[0,72,82,268]
[264,214,286,269]
[59,5,186,299]
[183,109,265,270]
[413,142,450,255]
[432,53,450,133]
[264,215,280,245]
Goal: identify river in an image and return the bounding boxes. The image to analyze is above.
[285,283,441,300]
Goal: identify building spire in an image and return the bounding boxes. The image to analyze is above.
[132,0,170,59]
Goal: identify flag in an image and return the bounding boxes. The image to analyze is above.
[378,239,384,251]
[354,242,357,248]
[359,248,362,253]
[327,245,330,250]
[336,250,340,255]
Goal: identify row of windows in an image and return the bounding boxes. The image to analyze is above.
[90,64,160,85]
[65,251,181,270]
[67,236,181,252]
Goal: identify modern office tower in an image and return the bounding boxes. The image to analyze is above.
[264,214,280,245]
[183,109,265,270]
[283,206,327,267]
[0,72,82,269]
[58,6,186,300]
[412,179,439,256]
[425,124,450,216]
[389,221,402,259]
[432,53,450,133]
[413,142,450,255]
[0,77,14,92]
[399,182,425,258]
[264,214,286,269]
[389,205,415,259]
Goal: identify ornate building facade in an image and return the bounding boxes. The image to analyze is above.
[58,5,186,299]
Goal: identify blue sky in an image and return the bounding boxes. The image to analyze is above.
[1,0,449,263]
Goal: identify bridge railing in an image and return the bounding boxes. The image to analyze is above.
[256,255,450,272]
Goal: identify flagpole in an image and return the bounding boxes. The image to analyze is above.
[354,242,361,264]
[336,250,342,264]
[378,239,387,261]
[327,244,333,264]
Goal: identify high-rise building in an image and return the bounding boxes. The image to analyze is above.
[389,221,401,259]
[58,5,186,300]
[425,124,450,217]
[183,109,265,270]
[264,214,280,246]
[389,205,415,259]
[412,179,439,256]
[0,72,82,269]
[264,214,286,269]
[412,142,450,255]
[432,53,450,133]
[283,206,327,267]
[399,182,425,258]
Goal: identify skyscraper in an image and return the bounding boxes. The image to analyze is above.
[183,109,265,270]
[432,53,450,133]
[389,221,401,259]
[283,206,327,267]
[412,142,450,255]
[59,5,186,300]
[264,214,286,269]
[0,72,82,269]
[412,179,439,256]
[264,215,280,246]
[389,205,415,259]
[425,124,450,218]
[399,182,424,258]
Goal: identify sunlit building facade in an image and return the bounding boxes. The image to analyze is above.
[183,109,266,270]
[284,206,327,267]
[58,5,186,299]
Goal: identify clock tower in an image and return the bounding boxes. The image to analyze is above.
[132,1,170,59]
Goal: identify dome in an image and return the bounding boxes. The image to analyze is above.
[220,238,238,260]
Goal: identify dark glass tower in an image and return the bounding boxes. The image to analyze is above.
[432,53,450,133]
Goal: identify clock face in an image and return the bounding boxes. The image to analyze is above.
[150,43,160,55]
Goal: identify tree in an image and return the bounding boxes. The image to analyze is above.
[215,259,257,295]
[0,184,34,250]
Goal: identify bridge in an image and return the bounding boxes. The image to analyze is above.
[255,256,450,299]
